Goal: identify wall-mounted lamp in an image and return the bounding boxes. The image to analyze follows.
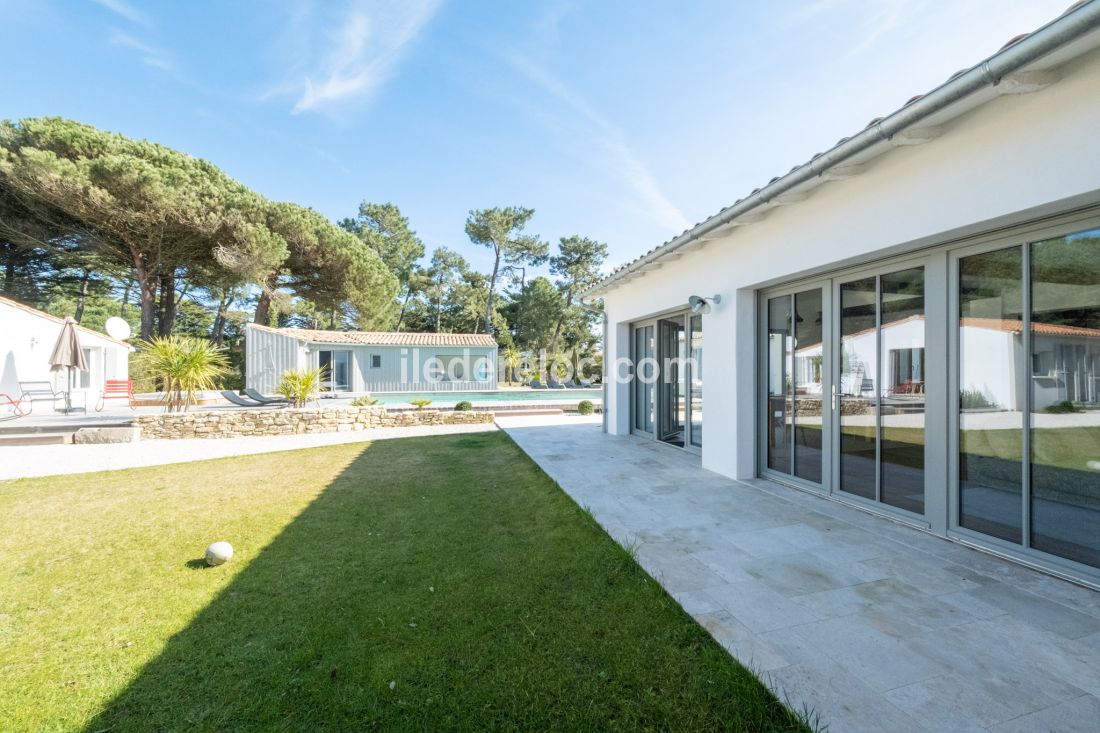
[688,294,721,315]
[29,336,39,348]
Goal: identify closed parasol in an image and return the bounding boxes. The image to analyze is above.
[48,317,88,413]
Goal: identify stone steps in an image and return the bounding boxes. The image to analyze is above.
[0,432,72,446]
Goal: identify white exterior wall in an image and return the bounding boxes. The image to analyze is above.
[0,302,130,408]
[601,49,1100,480]
[347,345,497,393]
[245,326,306,394]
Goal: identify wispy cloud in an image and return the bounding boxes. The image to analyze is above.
[507,53,690,236]
[110,30,177,74]
[91,0,150,27]
[288,0,442,114]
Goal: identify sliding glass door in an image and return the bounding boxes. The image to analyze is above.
[757,215,1100,584]
[630,312,703,452]
[956,227,1100,570]
[632,325,655,435]
[658,317,686,446]
[765,287,827,484]
[835,266,927,514]
[761,265,927,514]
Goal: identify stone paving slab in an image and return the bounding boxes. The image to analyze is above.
[497,415,1100,733]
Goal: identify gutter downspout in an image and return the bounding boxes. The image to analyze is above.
[586,1,1100,297]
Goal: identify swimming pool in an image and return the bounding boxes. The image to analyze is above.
[369,388,602,405]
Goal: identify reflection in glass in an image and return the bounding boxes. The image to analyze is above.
[633,325,654,433]
[880,268,926,513]
[658,317,686,446]
[839,277,878,499]
[958,247,1024,543]
[1029,229,1100,568]
[767,296,793,473]
[794,290,824,482]
[689,314,703,447]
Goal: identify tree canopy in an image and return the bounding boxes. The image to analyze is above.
[0,116,607,386]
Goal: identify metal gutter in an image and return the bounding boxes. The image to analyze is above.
[583,0,1100,299]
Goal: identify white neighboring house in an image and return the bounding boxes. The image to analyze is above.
[245,324,499,395]
[0,295,131,408]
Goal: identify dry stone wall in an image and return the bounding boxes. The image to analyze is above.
[133,406,493,440]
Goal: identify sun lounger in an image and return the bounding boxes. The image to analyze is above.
[0,392,27,419]
[220,390,271,408]
[244,388,290,405]
[529,379,548,390]
[18,381,64,414]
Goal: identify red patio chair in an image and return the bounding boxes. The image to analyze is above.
[96,379,136,411]
[0,392,28,419]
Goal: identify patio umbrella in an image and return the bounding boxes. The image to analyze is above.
[48,317,88,413]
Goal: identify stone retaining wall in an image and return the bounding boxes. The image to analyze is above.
[133,406,494,440]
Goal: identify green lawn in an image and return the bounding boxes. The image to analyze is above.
[0,433,807,732]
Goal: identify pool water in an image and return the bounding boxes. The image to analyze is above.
[369,388,602,405]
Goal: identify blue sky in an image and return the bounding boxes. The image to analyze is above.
[0,0,1070,277]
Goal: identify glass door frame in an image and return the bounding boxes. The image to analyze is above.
[828,253,940,528]
[630,323,655,438]
[757,277,834,494]
[629,310,702,455]
[754,206,1100,588]
[945,220,1100,581]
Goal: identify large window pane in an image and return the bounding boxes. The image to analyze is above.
[1030,229,1100,568]
[959,247,1024,543]
[839,277,878,499]
[880,268,925,513]
[767,296,793,474]
[659,317,686,446]
[793,289,824,483]
[689,314,703,448]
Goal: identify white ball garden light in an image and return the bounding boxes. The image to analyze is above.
[204,541,234,566]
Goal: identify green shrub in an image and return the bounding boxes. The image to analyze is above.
[351,395,379,407]
[960,389,995,410]
[577,400,594,415]
[275,368,324,408]
[133,336,231,413]
[410,399,432,412]
[454,400,473,411]
[1046,400,1082,414]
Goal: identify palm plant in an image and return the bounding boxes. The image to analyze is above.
[501,346,521,385]
[133,336,232,413]
[275,368,325,408]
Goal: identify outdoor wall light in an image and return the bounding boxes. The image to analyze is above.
[688,294,721,315]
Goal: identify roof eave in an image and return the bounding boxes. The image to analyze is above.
[583,2,1100,300]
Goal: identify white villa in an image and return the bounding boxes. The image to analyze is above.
[586,5,1100,587]
[245,324,498,395]
[0,295,131,409]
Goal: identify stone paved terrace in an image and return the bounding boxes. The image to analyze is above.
[497,415,1100,733]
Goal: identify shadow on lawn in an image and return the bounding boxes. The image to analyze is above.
[84,432,807,733]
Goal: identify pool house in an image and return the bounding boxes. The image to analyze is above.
[245,324,498,395]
